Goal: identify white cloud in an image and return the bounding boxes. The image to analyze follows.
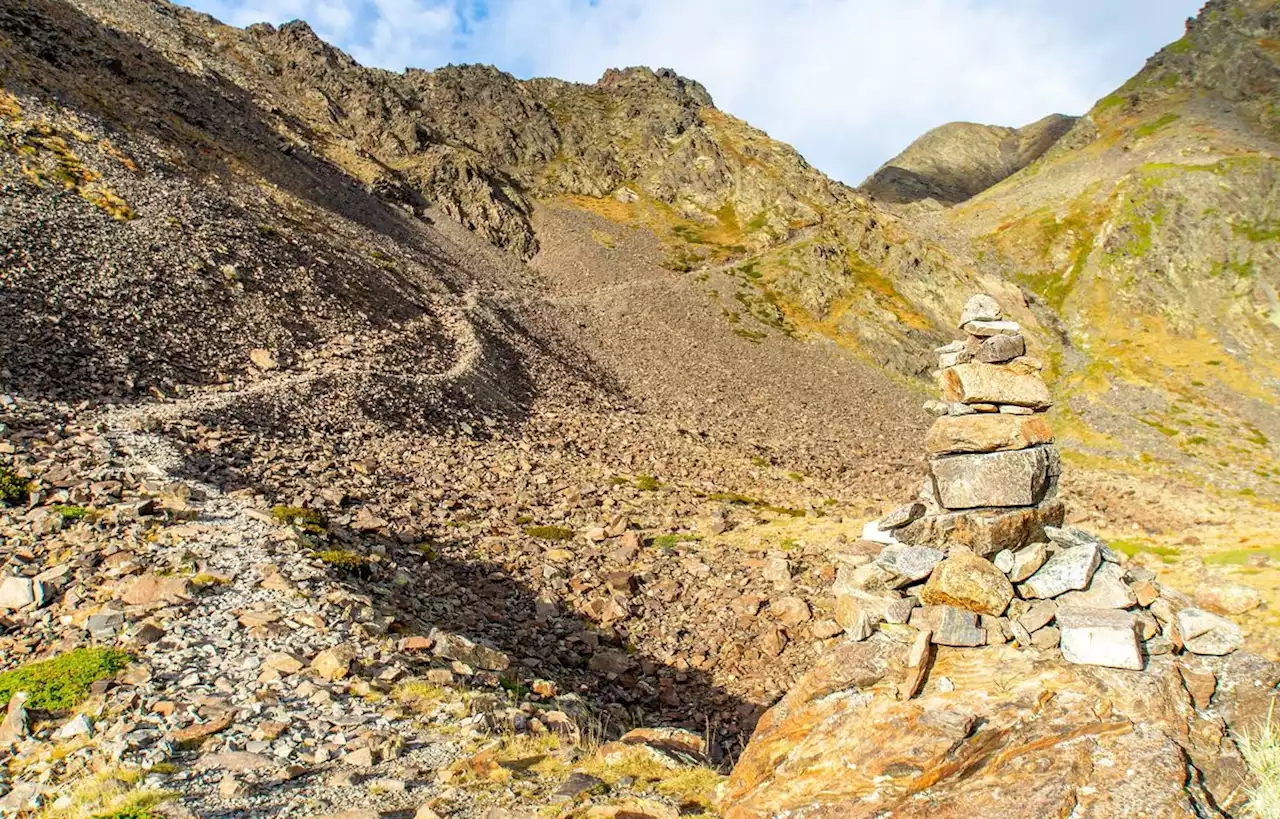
[179,0,1203,182]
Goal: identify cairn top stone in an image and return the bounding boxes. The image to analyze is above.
[960,294,1002,327]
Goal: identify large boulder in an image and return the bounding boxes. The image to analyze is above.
[930,446,1055,509]
[718,645,1279,818]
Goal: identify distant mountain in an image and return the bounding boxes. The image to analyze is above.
[859,115,1078,205]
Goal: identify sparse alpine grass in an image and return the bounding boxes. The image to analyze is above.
[0,648,130,710]
[1238,699,1280,818]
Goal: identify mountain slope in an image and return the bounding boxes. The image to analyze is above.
[859,114,1078,205]
[882,0,1280,499]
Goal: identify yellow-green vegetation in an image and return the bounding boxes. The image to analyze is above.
[1134,112,1181,138]
[0,466,30,507]
[0,648,130,711]
[189,573,230,589]
[313,549,366,569]
[1,92,134,221]
[52,505,93,522]
[578,746,724,812]
[392,680,449,712]
[524,526,575,541]
[1107,537,1182,561]
[270,505,326,534]
[704,491,805,517]
[1205,546,1280,566]
[1237,700,1280,818]
[38,766,172,819]
[632,474,663,491]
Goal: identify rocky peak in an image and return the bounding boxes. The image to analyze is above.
[254,19,358,71]
[596,66,715,109]
[859,114,1078,205]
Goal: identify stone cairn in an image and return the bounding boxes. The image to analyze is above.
[833,294,1243,685]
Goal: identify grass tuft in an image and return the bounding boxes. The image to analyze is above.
[0,648,130,711]
[1238,699,1280,818]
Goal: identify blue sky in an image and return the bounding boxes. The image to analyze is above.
[178,0,1205,183]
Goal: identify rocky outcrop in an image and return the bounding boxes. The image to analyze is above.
[859,114,1077,205]
[718,644,1278,817]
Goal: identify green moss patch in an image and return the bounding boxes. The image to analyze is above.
[523,526,575,541]
[313,549,366,569]
[0,648,130,710]
[270,505,326,534]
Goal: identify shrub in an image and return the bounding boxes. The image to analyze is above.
[0,648,130,710]
[0,467,29,507]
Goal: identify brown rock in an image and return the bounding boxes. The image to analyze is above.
[173,711,235,745]
[1193,576,1262,616]
[1178,664,1217,710]
[120,574,192,607]
[769,597,811,628]
[312,645,357,681]
[925,414,1053,455]
[920,550,1014,616]
[941,362,1052,409]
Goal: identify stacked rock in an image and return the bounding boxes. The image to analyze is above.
[832,294,1245,674]
[884,294,1064,556]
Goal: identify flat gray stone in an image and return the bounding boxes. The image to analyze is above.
[1057,563,1137,610]
[960,294,1003,326]
[963,319,1021,337]
[1176,608,1243,656]
[878,503,925,531]
[932,606,986,647]
[930,446,1052,510]
[1017,599,1057,633]
[1057,607,1143,670]
[874,545,944,588]
[1008,542,1048,583]
[1020,543,1101,599]
[1044,526,1119,563]
[884,598,916,624]
[976,334,1026,363]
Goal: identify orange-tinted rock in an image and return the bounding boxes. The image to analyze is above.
[920,550,1014,616]
[718,646,1279,818]
[925,414,1053,455]
[941,363,1052,409]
